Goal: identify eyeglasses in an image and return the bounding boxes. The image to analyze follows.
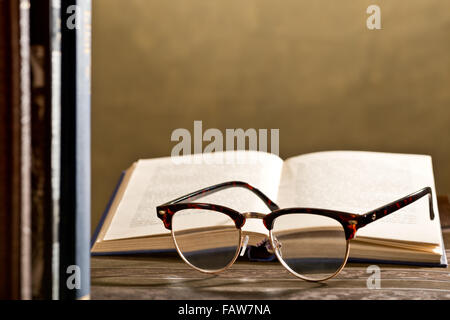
[156,181,435,282]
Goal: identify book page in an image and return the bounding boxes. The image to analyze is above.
[103,151,283,240]
[277,151,443,246]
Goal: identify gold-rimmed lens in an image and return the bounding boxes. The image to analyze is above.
[271,213,349,281]
[171,208,241,272]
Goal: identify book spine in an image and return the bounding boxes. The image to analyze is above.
[50,0,62,300]
[29,0,62,300]
[59,0,91,300]
[0,0,32,300]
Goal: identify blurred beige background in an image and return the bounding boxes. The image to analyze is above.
[92,0,450,234]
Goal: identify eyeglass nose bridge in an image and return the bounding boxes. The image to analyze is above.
[241,212,280,254]
[242,212,266,219]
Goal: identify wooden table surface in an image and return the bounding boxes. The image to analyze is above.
[91,196,450,300]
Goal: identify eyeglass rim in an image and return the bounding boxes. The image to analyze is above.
[169,207,350,281]
[170,222,243,274]
[165,205,355,281]
[268,229,351,282]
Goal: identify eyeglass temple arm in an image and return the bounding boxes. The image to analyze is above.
[161,181,280,211]
[358,187,435,228]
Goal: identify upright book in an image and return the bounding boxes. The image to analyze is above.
[29,0,61,299]
[60,0,91,300]
[92,150,447,267]
[0,0,32,300]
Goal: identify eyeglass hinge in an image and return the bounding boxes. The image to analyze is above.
[158,210,166,216]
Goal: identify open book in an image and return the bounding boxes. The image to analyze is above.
[91,150,447,266]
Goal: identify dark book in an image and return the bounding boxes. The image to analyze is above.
[59,0,91,300]
[0,0,32,300]
[29,0,61,300]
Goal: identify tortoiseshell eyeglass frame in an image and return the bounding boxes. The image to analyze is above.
[156,181,435,281]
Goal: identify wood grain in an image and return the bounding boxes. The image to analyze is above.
[91,200,450,300]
